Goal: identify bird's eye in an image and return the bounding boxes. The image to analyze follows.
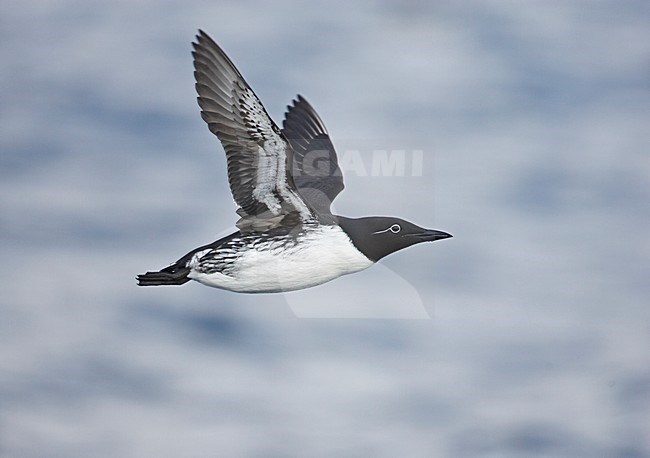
[372,224,403,235]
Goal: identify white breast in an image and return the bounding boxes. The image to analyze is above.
[188,226,373,293]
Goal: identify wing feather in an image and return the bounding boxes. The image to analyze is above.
[192,31,313,231]
[282,95,344,216]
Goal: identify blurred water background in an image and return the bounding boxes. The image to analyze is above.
[1,1,649,456]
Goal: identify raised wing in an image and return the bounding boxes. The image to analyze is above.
[192,30,312,231]
[282,96,344,216]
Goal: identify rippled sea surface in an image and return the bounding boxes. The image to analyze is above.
[2,1,648,456]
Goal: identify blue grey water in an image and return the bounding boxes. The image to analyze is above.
[1,1,649,456]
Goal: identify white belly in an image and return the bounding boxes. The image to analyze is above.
[188,226,373,293]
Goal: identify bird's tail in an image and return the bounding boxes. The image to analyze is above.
[136,264,191,286]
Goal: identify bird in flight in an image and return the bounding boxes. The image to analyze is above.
[137,30,451,293]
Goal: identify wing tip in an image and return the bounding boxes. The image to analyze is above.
[293,94,308,107]
[195,29,209,42]
[193,29,205,48]
[282,94,329,136]
[193,29,220,55]
[283,94,311,123]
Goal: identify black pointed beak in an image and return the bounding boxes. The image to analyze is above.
[410,229,453,242]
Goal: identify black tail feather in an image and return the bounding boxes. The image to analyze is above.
[136,265,191,286]
[137,232,240,287]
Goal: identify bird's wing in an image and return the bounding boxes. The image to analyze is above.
[192,30,313,232]
[282,95,344,216]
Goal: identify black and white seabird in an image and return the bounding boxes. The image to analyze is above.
[137,30,452,293]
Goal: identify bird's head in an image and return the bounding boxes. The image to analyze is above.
[336,216,452,262]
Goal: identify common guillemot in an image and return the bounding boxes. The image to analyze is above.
[137,30,452,293]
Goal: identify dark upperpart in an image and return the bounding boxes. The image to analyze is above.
[336,216,452,262]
